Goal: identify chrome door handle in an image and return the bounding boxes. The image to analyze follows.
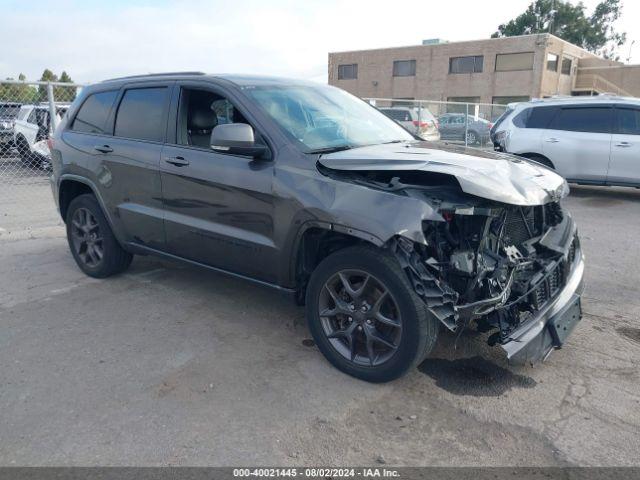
[94,144,113,153]
[546,138,559,143]
[164,156,189,166]
[615,142,631,148]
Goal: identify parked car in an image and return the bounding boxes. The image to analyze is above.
[379,106,440,141]
[438,113,492,145]
[14,103,69,168]
[0,101,21,155]
[492,95,640,187]
[50,73,583,382]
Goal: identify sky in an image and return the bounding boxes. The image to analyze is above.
[1,0,638,84]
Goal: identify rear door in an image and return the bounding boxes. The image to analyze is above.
[609,106,640,186]
[542,105,613,182]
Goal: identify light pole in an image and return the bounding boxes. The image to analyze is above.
[627,40,636,63]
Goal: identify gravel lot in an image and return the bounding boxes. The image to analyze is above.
[0,169,639,466]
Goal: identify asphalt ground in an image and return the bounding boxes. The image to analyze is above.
[0,174,638,466]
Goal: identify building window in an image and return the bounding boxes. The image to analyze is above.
[547,53,559,72]
[393,60,416,77]
[495,52,534,71]
[561,57,573,75]
[449,56,484,74]
[337,64,357,80]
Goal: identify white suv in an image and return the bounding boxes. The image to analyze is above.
[14,103,69,168]
[492,96,640,187]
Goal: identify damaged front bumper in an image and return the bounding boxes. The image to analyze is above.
[501,247,584,364]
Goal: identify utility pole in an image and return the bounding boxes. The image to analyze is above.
[627,40,636,63]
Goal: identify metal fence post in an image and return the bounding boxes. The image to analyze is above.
[47,82,58,134]
[464,103,469,147]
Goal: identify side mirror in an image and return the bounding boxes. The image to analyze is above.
[210,123,267,158]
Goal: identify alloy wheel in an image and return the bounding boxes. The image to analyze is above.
[318,269,402,367]
[70,207,104,268]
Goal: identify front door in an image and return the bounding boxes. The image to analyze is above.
[160,84,278,283]
[608,106,640,186]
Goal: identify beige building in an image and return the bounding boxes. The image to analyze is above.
[328,34,640,108]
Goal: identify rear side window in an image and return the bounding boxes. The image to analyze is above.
[383,109,410,121]
[114,87,168,142]
[512,106,558,129]
[615,108,640,135]
[71,90,118,134]
[550,107,612,134]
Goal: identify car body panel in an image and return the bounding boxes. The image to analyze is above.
[319,141,568,206]
[542,129,612,182]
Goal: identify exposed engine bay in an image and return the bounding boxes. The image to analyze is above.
[321,166,580,347]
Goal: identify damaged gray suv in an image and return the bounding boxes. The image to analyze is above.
[50,73,584,382]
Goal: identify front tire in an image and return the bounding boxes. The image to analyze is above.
[305,245,438,383]
[66,194,133,278]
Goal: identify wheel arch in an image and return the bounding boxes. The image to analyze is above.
[519,152,555,169]
[291,222,384,304]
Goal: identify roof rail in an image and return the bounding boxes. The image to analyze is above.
[101,72,206,82]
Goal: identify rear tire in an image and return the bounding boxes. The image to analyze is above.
[16,136,34,165]
[66,194,133,278]
[305,245,438,383]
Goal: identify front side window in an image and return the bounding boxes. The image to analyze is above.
[337,64,357,80]
[114,87,168,142]
[550,107,612,134]
[615,108,640,135]
[495,52,534,71]
[561,57,572,75]
[449,56,483,74]
[176,88,250,149]
[71,90,118,134]
[393,60,416,77]
[246,84,413,153]
[547,53,559,72]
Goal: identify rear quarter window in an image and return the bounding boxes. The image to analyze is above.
[71,90,118,134]
[513,106,558,129]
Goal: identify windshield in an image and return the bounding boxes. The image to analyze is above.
[246,84,414,153]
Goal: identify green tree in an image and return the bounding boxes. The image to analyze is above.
[492,0,626,60]
[0,73,38,104]
[38,68,58,101]
[54,70,77,102]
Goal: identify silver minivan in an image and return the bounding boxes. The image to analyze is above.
[492,96,640,187]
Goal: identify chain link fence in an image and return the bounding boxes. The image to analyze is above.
[365,98,508,149]
[0,80,83,235]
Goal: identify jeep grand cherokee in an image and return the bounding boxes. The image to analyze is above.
[50,72,584,382]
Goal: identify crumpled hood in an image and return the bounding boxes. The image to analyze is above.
[318,141,569,206]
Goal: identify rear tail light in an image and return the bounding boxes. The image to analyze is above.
[46,137,55,151]
[488,122,494,129]
[412,120,429,128]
